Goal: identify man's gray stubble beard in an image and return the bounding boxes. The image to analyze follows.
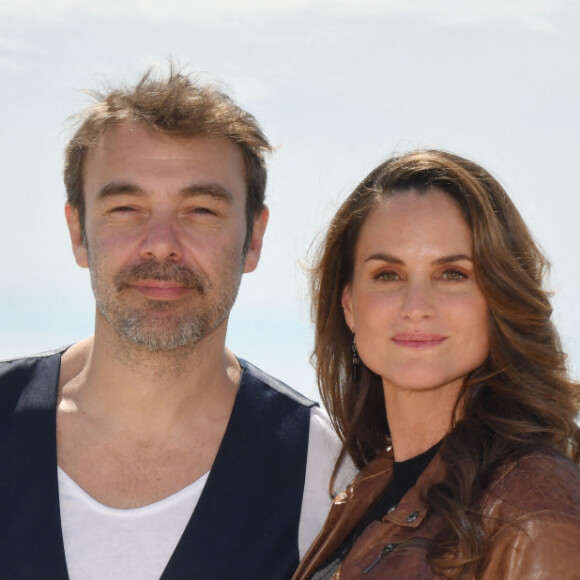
[88,251,244,352]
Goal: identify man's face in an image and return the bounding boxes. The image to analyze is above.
[66,122,267,351]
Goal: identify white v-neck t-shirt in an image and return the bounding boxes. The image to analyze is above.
[58,407,356,580]
[58,469,209,580]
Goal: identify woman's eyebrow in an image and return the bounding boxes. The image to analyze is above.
[364,253,404,264]
[364,253,473,265]
[432,254,473,265]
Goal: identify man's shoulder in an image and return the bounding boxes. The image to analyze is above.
[0,346,66,374]
[238,358,316,409]
[0,347,66,410]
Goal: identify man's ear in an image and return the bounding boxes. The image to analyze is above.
[65,203,89,268]
[341,284,355,331]
[243,207,269,273]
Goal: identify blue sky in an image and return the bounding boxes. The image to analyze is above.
[1,0,579,401]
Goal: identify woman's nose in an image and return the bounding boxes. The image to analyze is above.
[399,281,435,321]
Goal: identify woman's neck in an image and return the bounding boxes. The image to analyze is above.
[383,383,460,462]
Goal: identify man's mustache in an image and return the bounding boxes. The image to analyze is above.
[114,262,208,295]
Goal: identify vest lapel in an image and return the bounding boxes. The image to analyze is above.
[161,360,313,580]
[0,351,69,579]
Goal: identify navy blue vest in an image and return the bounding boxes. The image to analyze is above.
[0,350,315,579]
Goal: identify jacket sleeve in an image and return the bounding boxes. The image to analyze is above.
[481,513,580,579]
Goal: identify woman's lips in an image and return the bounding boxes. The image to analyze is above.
[391,333,447,349]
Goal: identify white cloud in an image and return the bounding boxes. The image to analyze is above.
[0,35,33,67]
[0,0,567,31]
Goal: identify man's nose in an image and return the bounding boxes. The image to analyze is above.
[139,218,183,262]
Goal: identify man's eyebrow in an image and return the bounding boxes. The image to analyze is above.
[96,182,143,200]
[180,184,234,203]
[95,182,235,203]
[364,253,472,265]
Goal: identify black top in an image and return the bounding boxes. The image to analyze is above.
[311,442,441,580]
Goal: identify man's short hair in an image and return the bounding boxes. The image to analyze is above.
[64,64,273,250]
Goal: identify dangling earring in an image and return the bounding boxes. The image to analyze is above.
[352,333,360,382]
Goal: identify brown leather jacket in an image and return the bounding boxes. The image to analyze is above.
[293,449,580,579]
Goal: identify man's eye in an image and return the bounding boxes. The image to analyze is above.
[111,206,136,214]
[191,207,217,216]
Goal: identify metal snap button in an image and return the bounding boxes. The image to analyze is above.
[406,511,420,523]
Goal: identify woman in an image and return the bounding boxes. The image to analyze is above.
[293,150,580,579]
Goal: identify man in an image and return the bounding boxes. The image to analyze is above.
[0,67,351,579]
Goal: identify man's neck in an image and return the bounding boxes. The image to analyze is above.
[61,317,239,422]
[56,327,240,508]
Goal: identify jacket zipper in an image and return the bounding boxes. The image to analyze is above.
[363,537,433,574]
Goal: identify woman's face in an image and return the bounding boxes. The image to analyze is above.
[342,188,489,403]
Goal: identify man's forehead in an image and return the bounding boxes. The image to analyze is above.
[82,121,248,204]
[89,121,239,156]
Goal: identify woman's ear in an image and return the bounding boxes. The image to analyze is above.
[341,284,354,331]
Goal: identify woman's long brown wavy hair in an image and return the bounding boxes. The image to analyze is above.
[311,150,580,579]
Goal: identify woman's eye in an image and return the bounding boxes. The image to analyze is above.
[442,269,466,281]
[376,271,399,281]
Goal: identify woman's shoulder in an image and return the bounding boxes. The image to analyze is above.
[333,450,396,506]
[482,449,580,523]
[480,450,580,579]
